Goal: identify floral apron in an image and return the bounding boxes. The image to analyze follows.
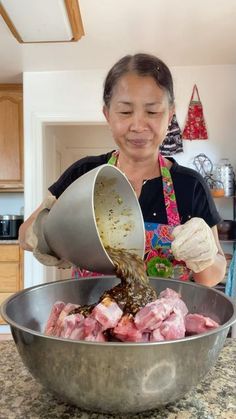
[73,152,190,281]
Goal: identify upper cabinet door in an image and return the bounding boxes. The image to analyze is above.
[0,84,23,190]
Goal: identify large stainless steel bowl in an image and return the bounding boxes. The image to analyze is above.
[35,164,145,274]
[1,277,236,414]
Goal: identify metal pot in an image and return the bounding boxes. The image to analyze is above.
[0,215,23,240]
[1,277,235,414]
[34,164,145,273]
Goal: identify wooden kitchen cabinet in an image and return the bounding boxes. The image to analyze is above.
[0,244,24,324]
[0,84,24,190]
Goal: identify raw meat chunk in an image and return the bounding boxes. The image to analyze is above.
[44,301,65,336]
[92,296,123,329]
[113,314,144,342]
[185,313,219,335]
[134,298,175,331]
[160,309,186,340]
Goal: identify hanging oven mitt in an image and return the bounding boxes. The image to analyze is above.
[171,217,218,273]
[182,85,208,140]
[25,196,72,269]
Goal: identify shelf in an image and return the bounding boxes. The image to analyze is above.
[220,239,236,244]
[0,189,24,193]
[213,195,236,199]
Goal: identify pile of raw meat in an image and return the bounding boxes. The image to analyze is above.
[45,287,219,342]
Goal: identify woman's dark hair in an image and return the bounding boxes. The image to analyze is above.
[103,53,174,107]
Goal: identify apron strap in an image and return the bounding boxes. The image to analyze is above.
[159,154,180,226]
[190,84,201,102]
[107,151,119,165]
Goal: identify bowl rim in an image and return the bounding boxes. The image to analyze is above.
[1,277,236,346]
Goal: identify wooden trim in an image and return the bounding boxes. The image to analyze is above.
[0,187,24,192]
[0,294,14,325]
[0,4,23,43]
[0,84,24,189]
[0,1,84,44]
[19,247,24,289]
[0,95,21,104]
[64,0,85,41]
[0,84,22,91]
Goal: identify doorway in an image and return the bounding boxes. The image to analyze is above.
[43,123,116,281]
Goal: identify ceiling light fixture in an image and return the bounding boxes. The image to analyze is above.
[0,0,84,43]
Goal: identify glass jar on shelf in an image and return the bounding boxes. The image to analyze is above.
[214,159,235,197]
[210,179,225,197]
[204,173,225,197]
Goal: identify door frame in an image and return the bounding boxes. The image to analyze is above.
[24,111,105,288]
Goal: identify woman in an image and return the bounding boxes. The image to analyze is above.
[19,53,226,286]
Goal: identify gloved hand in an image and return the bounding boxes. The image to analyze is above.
[171,217,218,273]
[25,196,73,269]
[24,196,56,250]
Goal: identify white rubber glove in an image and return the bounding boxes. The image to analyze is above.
[171,217,218,273]
[25,196,72,269]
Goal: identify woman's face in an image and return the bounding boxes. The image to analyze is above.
[103,72,174,161]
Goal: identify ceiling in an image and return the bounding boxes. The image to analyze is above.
[0,0,236,83]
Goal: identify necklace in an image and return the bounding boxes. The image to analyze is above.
[117,159,150,192]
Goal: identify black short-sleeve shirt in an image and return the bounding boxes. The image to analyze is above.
[49,151,221,227]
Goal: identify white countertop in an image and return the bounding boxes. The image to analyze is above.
[0,240,19,244]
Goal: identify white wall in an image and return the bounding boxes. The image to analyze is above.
[0,193,24,215]
[172,65,236,170]
[24,65,236,173]
[23,65,236,287]
[23,70,107,287]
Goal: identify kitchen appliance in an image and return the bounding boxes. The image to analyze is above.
[1,277,235,414]
[0,215,23,240]
[214,159,235,197]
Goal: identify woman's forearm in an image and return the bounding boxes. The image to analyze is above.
[192,252,227,287]
[19,195,55,251]
[18,205,43,251]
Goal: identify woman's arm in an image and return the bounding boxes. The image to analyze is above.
[192,226,226,287]
[19,204,45,251]
[18,194,56,251]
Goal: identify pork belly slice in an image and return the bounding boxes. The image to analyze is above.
[62,315,107,341]
[60,313,84,339]
[150,328,165,342]
[159,288,188,316]
[159,288,180,299]
[113,314,147,342]
[92,296,123,330]
[185,313,219,335]
[52,303,80,337]
[172,298,188,317]
[83,317,107,342]
[134,298,175,331]
[160,309,186,340]
[44,301,65,336]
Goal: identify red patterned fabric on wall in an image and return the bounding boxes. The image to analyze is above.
[182,84,208,140]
